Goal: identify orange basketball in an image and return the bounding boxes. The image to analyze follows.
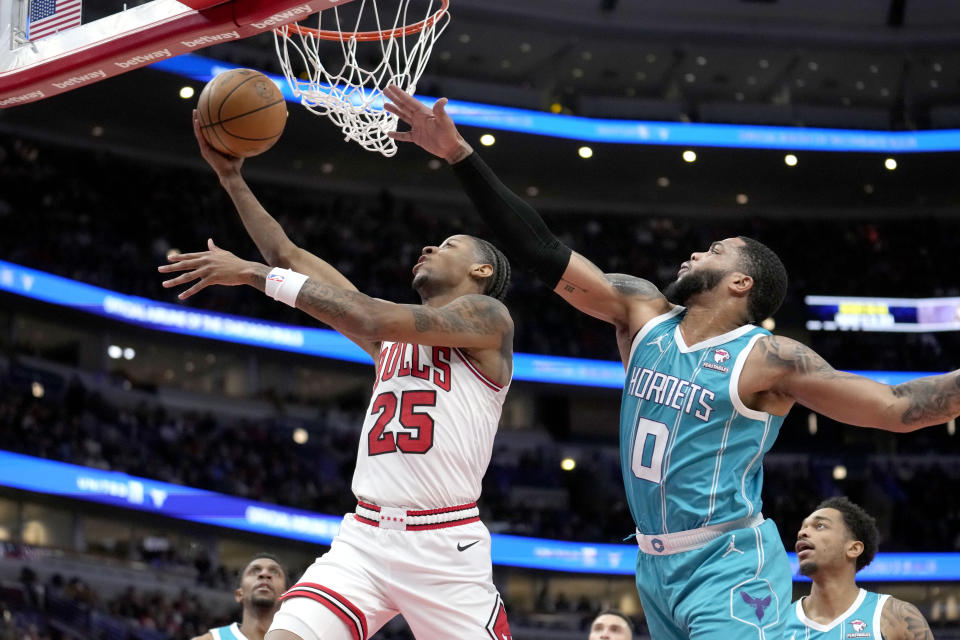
[196,68,287,158]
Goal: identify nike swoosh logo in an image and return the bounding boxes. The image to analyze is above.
[457,540,480,552]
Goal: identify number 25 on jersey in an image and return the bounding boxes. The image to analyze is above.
[368,390,436,455]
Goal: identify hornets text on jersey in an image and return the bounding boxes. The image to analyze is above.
[620,306,787,535]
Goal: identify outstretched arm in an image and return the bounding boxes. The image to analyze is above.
[193,112,374,352]
[192,111,357,293]
[383,86,669,332]
[756,335,960,432]
[158,241,512,358]
[880,597,934,640]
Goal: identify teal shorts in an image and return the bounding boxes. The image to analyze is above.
[635,518,792,640]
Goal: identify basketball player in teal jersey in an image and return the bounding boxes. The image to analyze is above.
[384,85,960,640]
[192,553,288,640]
[786,497,933,639]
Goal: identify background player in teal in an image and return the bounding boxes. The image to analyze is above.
[787,497,933,640]
[193,553,288,640]
[385,85,960,640]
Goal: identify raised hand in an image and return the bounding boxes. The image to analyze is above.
[192,109,244,177]
[383,84,472,163]
[158,238,259,299]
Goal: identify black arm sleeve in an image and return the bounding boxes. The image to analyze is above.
[451,151,573,289]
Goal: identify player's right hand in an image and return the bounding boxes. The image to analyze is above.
[159,238,254,300]
[192,109,244,176]
[383,85,472,163]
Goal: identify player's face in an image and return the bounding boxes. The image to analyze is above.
[235,557,285,610]
[588,614,632,640]
[677,237,746,281]
[662,238,746,306]
[412,235,480,290]
[795,508,855,576]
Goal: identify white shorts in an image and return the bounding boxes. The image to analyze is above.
[269,513,512,640]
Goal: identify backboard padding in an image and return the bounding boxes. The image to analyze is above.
[0,0,354,107]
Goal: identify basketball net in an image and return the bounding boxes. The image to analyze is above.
[273,0,449,157]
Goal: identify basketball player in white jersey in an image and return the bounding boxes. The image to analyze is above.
[192,553,288,640]
[787,497,933,640]
[161,113,515,640]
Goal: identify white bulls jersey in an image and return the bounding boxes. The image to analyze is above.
[351,341,510,509]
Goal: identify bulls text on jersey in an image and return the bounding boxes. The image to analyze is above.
[376,343,452,392]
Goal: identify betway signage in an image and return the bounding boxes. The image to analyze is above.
[0,0,349,107]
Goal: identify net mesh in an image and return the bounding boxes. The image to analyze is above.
[273,0,450,157]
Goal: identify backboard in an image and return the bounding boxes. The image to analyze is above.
[0,0,355,106]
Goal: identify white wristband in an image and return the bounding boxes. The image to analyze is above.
[265,267,309,308]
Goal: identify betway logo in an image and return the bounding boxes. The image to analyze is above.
[182,31,239,48]
[0,90,44,106]
[52,69,106,89]
[114,48,171,69]
[251,4,311,28]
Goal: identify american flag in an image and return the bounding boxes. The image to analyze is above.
[28,0,82,41]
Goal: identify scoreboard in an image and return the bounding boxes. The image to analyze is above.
[806,295,960,332]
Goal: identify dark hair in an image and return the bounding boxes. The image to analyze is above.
[470,236,512,301]
[237,552,289,588]
[817,496,879,572]
[736,236,788,324]
[592,609,634,636]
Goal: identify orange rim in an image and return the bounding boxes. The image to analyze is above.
[276,0,448,42]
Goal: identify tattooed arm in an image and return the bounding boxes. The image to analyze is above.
[880,598,934,640]
[159,242,512,361]
[292,283,513,351]
[755,335,960,432]
[551,263,673,333]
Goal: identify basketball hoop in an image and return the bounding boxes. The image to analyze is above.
[273,0,450,157]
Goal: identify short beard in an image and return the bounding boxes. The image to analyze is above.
[798,561,818,577]
[662,268,727,307]
[250,594,277,610]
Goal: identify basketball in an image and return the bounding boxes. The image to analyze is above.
[196,68,287,158]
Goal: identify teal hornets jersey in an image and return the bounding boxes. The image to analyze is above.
[210,623,247,640]
[785,589,890,639]
[620,306,786,534]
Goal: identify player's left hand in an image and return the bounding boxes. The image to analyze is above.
[158,238,253,299]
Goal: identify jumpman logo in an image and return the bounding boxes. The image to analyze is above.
[647,333,669,353]
[740,591,772,622]
[722,534,744,557]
